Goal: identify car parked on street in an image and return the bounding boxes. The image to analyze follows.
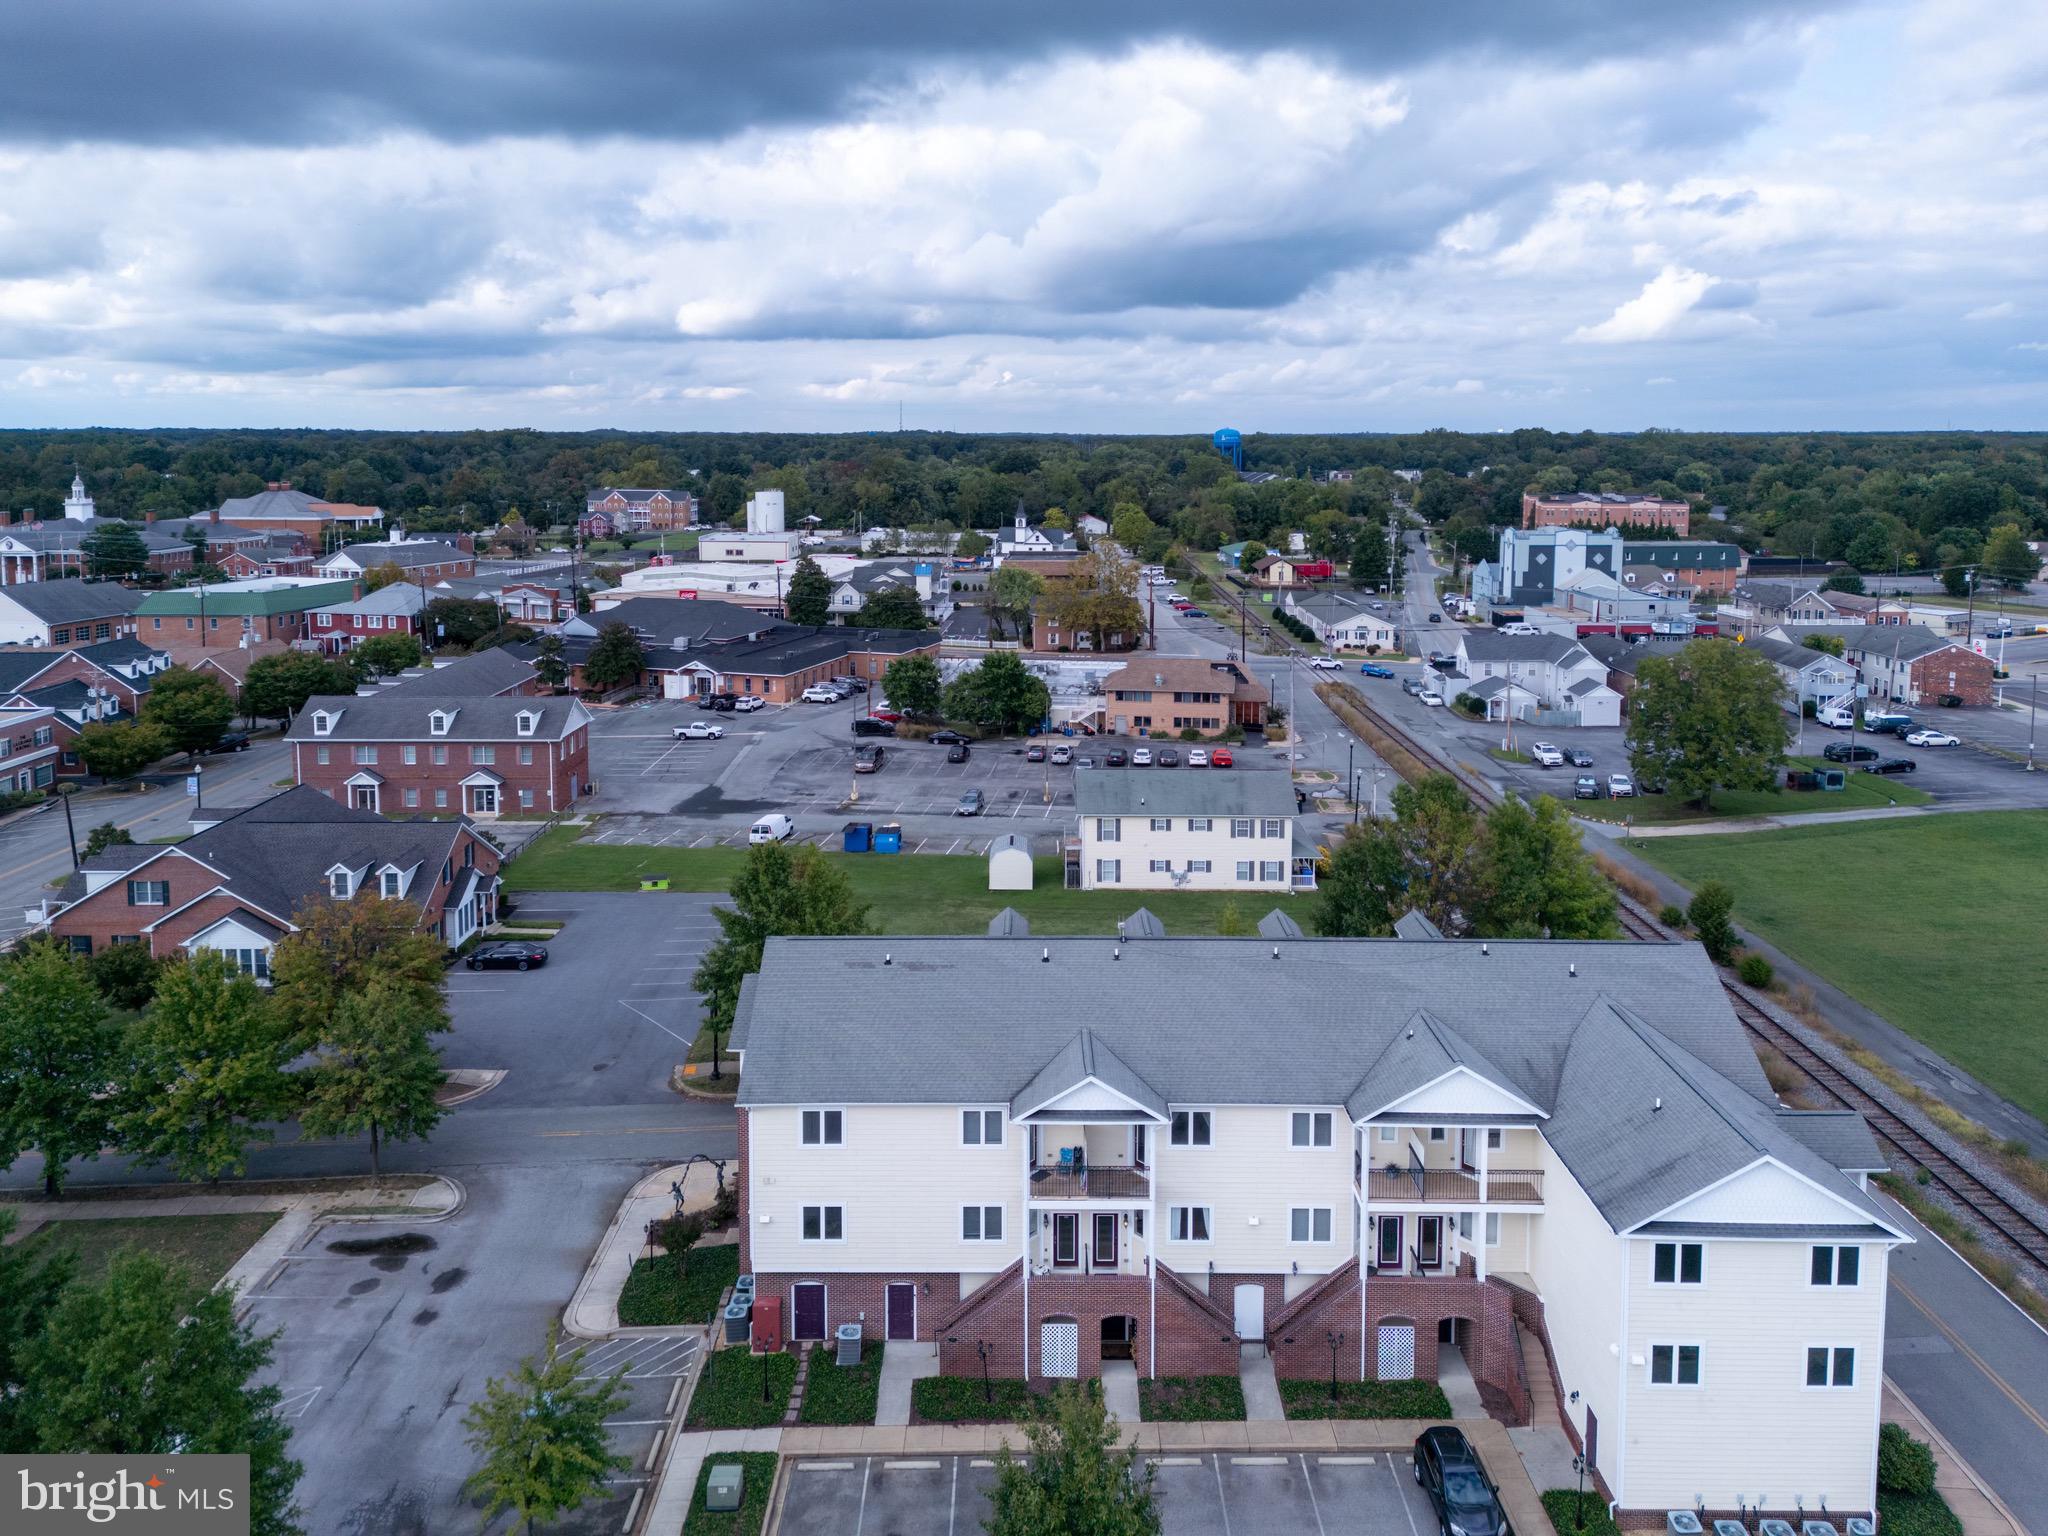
[1863,757,1918,775]
[1186,747,1210,767]
[1905,729,1959,747]
[1359,663,1395,678]
[1608,772,1636,797]
[929,729,970,746]
[1154,747,1180,766]
[853,744,885,773]
[851,717,896,737]
[956,789,985,815]
[1050,744,1073,765]
[1419,689,1445,707]
[1211,747,1234,767]
[672,721,725,740]
[1413,1427,1510,1536]
[1402,678,1425,697]
[200,732,251,754]
[1530,742,1564,767]
[467,940,549,972]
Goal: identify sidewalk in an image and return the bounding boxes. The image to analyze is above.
[1885,1382,2023,1536]
[563,1162,725,1340]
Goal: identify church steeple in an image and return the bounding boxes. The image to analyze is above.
[62,471,95,523]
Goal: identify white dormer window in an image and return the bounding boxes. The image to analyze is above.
[380,869,403,898]
[312,710,335,736]
[329,869,352,899]
[429,710,453,737]
[515,710,539,737]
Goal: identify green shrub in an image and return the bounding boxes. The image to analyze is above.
[618,1244,739,1328]
[1688,880,1737,964]
[910,1374,1036,1423]
[1277,1378,1451,1419]
[1737,953,1775,988]
[1541,1490,1622,1536]
[683,1450,778,1536]
[1659,904,1687,929]
[1877,1421,1937,1496]
[685,1347,795,1430]
[1180,727,1202,742]
[1138,1375,1246,1421]
[86,942,162,1010]
[799,1343,881,1425]
[1879,1490,1962,1536]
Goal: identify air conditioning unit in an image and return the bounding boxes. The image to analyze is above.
[1759,1520,1798,1536]
[1713,1522,1747,1536]
[1802,1522,1838,1536]
[1843,1520,1875,1536]
[1668,1514,1705,1536]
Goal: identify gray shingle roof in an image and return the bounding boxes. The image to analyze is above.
[734,934,1891,1233]
[1788,624,1972,664]
[1012,1029,1167,1119]
[1116,908,1166,939]
[1258,909,1305,940]
[328,541,466,572]
[1459,631,1588,664]
[988,907,1030,937]
[1745,637,1853,672]
[285,691,586,743]
[402,647,540,698]
[0,579,148,625]
[1074,769,1296,819]
[1392,910,1444,941]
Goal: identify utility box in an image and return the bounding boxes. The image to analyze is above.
[705,1462,743,1513]
[836,1321,862,1366]
[751,1294,782,1355]
[639,874,670,891]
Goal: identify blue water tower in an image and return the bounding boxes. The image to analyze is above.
[1212,427,1243,472]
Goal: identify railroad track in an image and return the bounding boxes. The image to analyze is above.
[1335,682,2048,1273]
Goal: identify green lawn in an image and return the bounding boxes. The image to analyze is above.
[505,828,1293,935]
[617,1244,738,1328]
[686,1348,797,1430]
[1633,811,2048,1121]
[799,1343,881,1425]
[1277,1379,1452,1420]
[19,1211,281,1290]
[683,1451,778,1536]
[1574,756,1931,823]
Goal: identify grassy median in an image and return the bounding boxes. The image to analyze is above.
[18,1211,280,1291]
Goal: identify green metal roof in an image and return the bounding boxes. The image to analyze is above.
[138,580,358,617]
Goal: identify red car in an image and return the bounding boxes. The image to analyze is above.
[1211,747,1234,767]
[868,709,903,722]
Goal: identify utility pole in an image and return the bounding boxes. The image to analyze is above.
[2029,675,2038,772]
[1963,567,1977,644]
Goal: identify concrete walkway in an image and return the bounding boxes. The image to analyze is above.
[876,1342,941,1427]
[562,1162,725,1340]
[1239,1343,1285,1420]
[1438,1343,1486,1420]
[1886,1382,2023,1536]
[1101,1359,1140,1423]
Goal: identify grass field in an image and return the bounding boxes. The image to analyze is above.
[504,827,1289,935]
[1633,811,2048,1120]
[18,1211,281,1290]
[1574,756,1931,824]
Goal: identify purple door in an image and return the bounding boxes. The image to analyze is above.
[792,1282,827,1341]
[886,1283,916,1341]
[1585,1407,1598,1471]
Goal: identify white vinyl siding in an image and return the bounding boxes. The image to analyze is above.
[1077,810,1295,892]
[961,1109,1004,1146]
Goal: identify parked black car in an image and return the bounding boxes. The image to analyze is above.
[929,729,971,746]
[1573,775,1603,799]
[200,732,252,754]
[1414,1427,1510,1536]
[946,742,971,763]
[467,941,549,972]
[1823,742,1878,763]
[708,692,738,712]
[1105,748,1128,766]
[1863,757,1918,775]
[851,717,897,737]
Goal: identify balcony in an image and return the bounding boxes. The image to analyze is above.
[1362,1163,1543,1205]
[1028,1162,1151,1201]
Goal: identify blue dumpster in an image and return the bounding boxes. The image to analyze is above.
[842,821,873,853]
[874,823,903,854]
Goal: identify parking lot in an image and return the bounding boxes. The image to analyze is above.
[775,1448,1441,1536]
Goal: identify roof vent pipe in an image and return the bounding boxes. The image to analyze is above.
[1653,1097,1663,1112]
[1271,946,1280,960]
[883,953,892,966]
[1041,947,1049,963]
[1481,943,1489,956]
[1113,948,1121,961]
[1569,962,1576,977]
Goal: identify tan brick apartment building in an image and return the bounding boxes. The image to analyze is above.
[1522,491,1690,536]
[1101,656,1269,736]
[41,785,501,964]
[288,685,592,817]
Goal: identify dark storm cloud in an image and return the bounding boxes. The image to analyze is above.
[1,0,1825,146]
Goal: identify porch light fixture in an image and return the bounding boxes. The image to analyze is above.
[1248,1216,1260,1227]
[758,1214,771,1223]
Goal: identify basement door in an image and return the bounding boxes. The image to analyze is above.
[1041,1320,1079,1379]
[1376,1322,1416,1380]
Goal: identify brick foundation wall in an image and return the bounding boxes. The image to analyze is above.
[1616,1510,1870,1534]
[926,1265,1238,1383]
[751,1271,962,1350]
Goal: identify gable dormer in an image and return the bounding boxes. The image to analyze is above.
[326,863,355,899]
[514,709,539,737]
[429,708,457,737]
[312,708,339,736]
[378,864,408,899]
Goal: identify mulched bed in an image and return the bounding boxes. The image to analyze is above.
[1138,1375,1246,1422]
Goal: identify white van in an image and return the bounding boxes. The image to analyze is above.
[1815,700,1857,729]
[749,815,796,844]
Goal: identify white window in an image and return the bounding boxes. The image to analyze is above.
[125,879,169,906]
[1485,1212,1501,1246]
[1096,859,1120,884]
[404,789,419,808]
[1261,818,1284,838]
[1149,859,1172,872]
[353,745,378,765]
[1188,817,1212,832]
[432,745,448,765]
[1167,1206,1211,1242]
[1235,861,1253,881]
[1378,1126,1397,1143]
[1188,859,1211,874]
[1653,1241,1704,1285]
[961,1109,1003,1146]
[403,744,418,765]
[800,1109,844,1146]
[1290,1111,1332,1148]
[1230,817,1253,838]
[317,613,333,627]
[1428,1127,1447,1143]
[1150,817,1171,832]
[434,789,448,808]
[1290,1207,1333,1243]
[429,711,452,736]
[381,870,402,898]
[312,711,334,736]
[801,1205,844,1242]
[329,871,351,898]
[1810,1245,1861,1287]
[1170,1110,1211,1147]
[1649,1343,1702,1386]
[470,745,495,765]
[1486,1128,1503,1150]
[1259,861,1284,882]
[1806,1346,1855,1387]
[218,946,271,979]
[961,1205,1004,1241]
[1096,817,1120,842]
[516,711,539,736]
[520,789,534,809]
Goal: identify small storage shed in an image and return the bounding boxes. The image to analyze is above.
[988,833,1034,892]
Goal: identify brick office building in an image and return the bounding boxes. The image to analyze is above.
[1100,656,1269,736]
[288,684,592,817]
[308,585,426,652]
[585,487,696,532]
[1775,623,1996,707]
[0,579,146,648]
[41,785,501,963]
[138,579,359,649]
[1521,491,1691,536]
[318,538,476,584]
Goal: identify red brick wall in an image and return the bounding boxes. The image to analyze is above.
[927,1265,1237,1383]
[752,1270,964,1351]
[42,617,140,649]
[1907,648,1993,706]
[293,729,589,815]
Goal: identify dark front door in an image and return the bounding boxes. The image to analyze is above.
[1417,1216,1443,1269]
[792,1282,826,1341]
[1052,1213,1079,1267]
[1093,1213,1118,1271]
[1585,1408,1598,1471]
[1377,1215,1403,1270]
[886,1283,916,1342]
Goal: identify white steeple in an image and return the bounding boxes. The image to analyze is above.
[62,472,95,523]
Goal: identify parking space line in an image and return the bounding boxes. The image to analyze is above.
[949,1456,959,1536]
[969,1459,994,1468]
[1318,1455,1374,1464]
[620,1001,692,1045]
[1388,1453,1423,1536]
[1230,1456,1287,1465]
[1147,1456,1201,1467]
[1299,1453,1329,1536]
[1212,1453,1234,1536]
[798,1461,856,1472]
[883,1460,941,1470]
[856,1457,872,1536]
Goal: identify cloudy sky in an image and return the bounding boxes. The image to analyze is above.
[1,0,2044,433]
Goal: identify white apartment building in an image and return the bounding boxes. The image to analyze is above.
[733,929,1903,1527]
[1072,770,1306,892]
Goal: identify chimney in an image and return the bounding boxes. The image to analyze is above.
[353,579,365,601]
[210,505,220,524]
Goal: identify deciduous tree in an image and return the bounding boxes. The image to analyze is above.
[1802,633,1845,657]
[71,719,167,783]
[241,650,357,722]
[119,952,296,1185]
[1983,523,2043,590]
[463,1325,630,1536]
[1471,795,1618,939]
[941,652,1050,734]
[784,553,833,626]
[349,632,423,678]
[362,560,407,593]
[855,585,929,629]
[296,977,446,1178]
[987,1382,1159,1536]
[880,652,942,719]
[989,564,1045,641]
[1628,640,1788,812]
[580,621,647,690]
[532,633,569,690]
[1689,880,1738,965]
[0,943,119,1196]
[140,666,235,756]
[0,1207,74,1452]
[82,520,150,579]
[691,843,870,1079]
[270,895,449,1054]
[82,821,133,858]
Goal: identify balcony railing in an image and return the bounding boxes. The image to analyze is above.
[1028,1163,1151,1200]
[1364,1166,1543,1205]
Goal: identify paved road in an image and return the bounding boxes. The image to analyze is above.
[2,892,740,1536]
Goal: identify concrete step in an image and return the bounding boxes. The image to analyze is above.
[1518,1327,1563,1431]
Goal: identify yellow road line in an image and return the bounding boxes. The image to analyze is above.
[1892,1272,2048,1439]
